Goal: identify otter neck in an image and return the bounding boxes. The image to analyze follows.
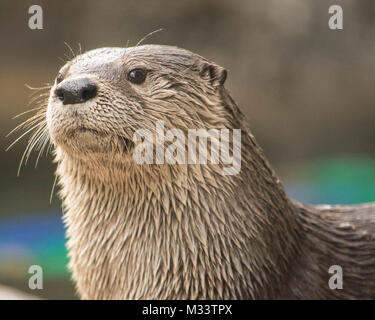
[56,132,301,299]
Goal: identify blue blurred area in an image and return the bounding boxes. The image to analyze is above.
[286,157,375,205]
[0,212,69,281]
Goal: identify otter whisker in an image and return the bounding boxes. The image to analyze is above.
[25,125,47,161]
[27,93,50,106]
[46,140,54,156]
[135,28,163,47]
[64,41,77,60]
[8,117,44,138]
[12,106,45,120]
[17,126,45,176]
[6,122,43,151]
[49,174,58,204]
[34,131,50,168]
[8,79,50,176]
[58,56,67,64]
[25,83,52,92]
[18,125,48,174]
[7,111,46,137]
[35,131,49,154]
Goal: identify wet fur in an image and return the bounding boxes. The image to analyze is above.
[18,45,375,299]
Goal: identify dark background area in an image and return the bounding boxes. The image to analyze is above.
[1,0,375,299]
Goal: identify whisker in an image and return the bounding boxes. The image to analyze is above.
[12,106,44,120]
[25,83,52,91]
[17,132,40,177]
[34,131,50,168]
[49,174,58,204]
[28,92,50,106]
[6,123,42,151]
[24,126,47,166]
[135,28,163,47]
[7,112,45,137]
[64,41,76,59]
[46,140,53,156]
[10,79,52,176]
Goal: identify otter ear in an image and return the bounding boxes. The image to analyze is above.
[199,62,227,88]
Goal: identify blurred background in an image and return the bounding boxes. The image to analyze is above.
[1,0,375,299]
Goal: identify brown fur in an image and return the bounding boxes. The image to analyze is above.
[25,45,375,299]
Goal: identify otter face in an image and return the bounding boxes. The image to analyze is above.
[46,45,227,161]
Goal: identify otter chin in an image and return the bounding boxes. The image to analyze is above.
[38,44,375,299]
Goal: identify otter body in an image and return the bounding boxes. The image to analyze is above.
[40,45,375,299]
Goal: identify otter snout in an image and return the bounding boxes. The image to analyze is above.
[55,78,97,105]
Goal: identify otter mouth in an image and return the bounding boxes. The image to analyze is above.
[68,126,134,152]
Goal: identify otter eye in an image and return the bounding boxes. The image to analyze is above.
[128,69,146,84]
[56,73,64,84]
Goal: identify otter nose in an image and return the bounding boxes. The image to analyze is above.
[55,78,97,105]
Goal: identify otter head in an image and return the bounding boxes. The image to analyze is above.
[46,45,229,166]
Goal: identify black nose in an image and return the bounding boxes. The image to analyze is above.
[55,78,97,105]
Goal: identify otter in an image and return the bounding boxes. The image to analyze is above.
[18,45,375,299]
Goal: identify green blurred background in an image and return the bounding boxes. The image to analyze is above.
[1,0,375,299]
